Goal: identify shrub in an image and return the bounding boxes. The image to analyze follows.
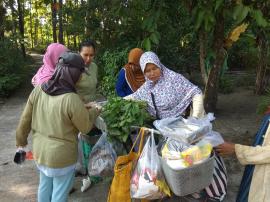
[0,39,28,97]
[257,88,270,115]
[97,48,129,97]
[219,76,234,94]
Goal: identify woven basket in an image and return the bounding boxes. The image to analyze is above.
[161,155,215,196]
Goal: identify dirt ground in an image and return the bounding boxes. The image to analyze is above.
[0,54,262,202]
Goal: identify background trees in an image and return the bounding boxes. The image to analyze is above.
[1,0,270,112]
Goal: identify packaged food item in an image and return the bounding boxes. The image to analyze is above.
[181,140,212,166]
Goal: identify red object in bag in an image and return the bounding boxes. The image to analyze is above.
[26,151,33,160]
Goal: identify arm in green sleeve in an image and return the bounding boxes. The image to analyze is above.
[70,95,98,134]
[16,96,33,147]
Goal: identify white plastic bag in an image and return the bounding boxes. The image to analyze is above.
[154,114,212,143]
[88,132,117,177]
[130,131,170,200]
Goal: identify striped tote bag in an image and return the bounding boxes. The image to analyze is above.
[204,152,228,201]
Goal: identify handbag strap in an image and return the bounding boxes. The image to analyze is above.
[150,92,160,120]
[129,127,145,156]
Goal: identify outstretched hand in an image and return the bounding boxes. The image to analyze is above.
[215,142,236,156]
[84,102,102,114]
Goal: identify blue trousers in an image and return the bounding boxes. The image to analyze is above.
[38,171,75,202]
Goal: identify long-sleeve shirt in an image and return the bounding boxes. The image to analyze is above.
[235,122,270,202]
[76,62,98,103]
[115,68,133,97]
[16,86,98,168]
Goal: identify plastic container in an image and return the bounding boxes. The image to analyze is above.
[161,154,215,196]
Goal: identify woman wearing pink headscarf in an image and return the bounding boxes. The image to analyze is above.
[31,43,68,86]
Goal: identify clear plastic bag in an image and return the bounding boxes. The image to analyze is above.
[75,134,87,175]
[154,114,212,143]
[161,138,189,160]
[130,131,170,200]
[88,132,117,177]
[202,131,224,147]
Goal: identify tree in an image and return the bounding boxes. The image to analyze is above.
[17,0,26,57]
[58,0,63,44]
[51,0,57,42]
[0,1,6,39]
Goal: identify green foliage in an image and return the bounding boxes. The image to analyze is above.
[219,75,234,94]
[98,48,129,97]
[228,35,258,71]
[0,39,26,96]
[101,97,153,142]
[257,88,270,114]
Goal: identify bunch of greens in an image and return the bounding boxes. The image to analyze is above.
[101,97,153,142]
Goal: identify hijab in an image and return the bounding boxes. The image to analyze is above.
[31,43,68,86]
[124,48,145,92]
[41,52,85,96]
[131,51,202,119]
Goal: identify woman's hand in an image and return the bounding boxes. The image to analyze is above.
[84,102,102,114]
[84,102,97,109]
[215,142,236,156]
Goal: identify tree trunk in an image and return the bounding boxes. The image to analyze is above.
[204,12,225,112]
[29,0,33,48]
[199,30,207,85]
[73,35,77,48]
[17,0,26,57]
[51,0,57,43]
[58,0,64,44]
[0,1,5,39]
[85,0,91,37]
[8,0,17,37]
[34,0,38,46]
[255,34,268,95]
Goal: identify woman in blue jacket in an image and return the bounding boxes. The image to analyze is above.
[115,48,145,97]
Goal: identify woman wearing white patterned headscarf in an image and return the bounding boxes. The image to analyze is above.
[126,51,204,119]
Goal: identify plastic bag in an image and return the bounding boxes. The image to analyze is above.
[202,131,224,147]
[154,114,212,143]
[75,133,88,175]
[88,132,117,177]
[14,147,33,165]
[130,131,170,200]
[161,138,189,160]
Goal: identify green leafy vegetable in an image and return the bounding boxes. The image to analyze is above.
[101,97,153,142]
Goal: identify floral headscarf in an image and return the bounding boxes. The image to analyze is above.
[130,51,202,119]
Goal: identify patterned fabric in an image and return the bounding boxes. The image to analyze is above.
[130,51,202,119]
[205,152,227,201]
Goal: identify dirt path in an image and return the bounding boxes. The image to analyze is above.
[0,54,262,202]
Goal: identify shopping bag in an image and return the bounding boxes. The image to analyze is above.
[107,128,146,202]
[131,131,170,200]
[88,132,117,177]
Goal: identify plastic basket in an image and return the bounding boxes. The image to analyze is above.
[161,154,215,196]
